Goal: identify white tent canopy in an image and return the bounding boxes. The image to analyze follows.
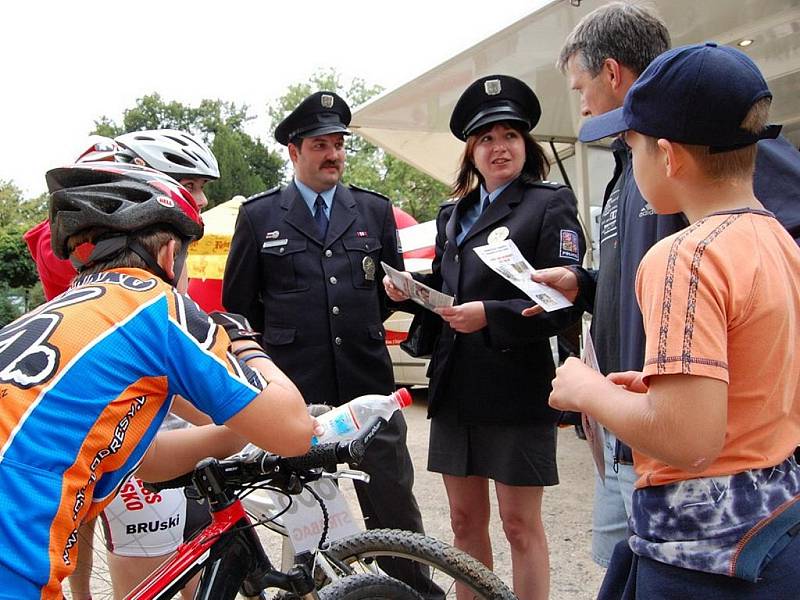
[351,0,800,187]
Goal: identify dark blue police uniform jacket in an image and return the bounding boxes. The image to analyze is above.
[417,176,586,426]
[222,182,402,406]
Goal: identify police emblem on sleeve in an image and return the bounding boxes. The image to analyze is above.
[559,229,580,261]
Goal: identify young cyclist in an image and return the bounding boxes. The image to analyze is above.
[550,43,800,598]
[0,161,317,599]
[24,131,224,599]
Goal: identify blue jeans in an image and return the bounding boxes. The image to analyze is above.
[592,431,637,567]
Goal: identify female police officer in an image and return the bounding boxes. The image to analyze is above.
[385,75,585,600]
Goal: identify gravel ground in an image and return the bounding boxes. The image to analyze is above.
[401,389,605,599]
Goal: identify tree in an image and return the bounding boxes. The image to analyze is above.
[0,181,47,319]
[268,69,449,221]
[0,181,48,230]
[93,94,284,208]
[0,226,39,290]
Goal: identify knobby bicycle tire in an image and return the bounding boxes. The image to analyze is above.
[325,529,517,600]
[317,573,422,600]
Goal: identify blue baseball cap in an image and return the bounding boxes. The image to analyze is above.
[578,42,781,150]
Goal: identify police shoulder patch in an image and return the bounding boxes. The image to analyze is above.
[242,186,281,205]
[559,229,581,261]
[349,184,391,202]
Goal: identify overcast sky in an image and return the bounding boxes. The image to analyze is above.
[1,0,547,197]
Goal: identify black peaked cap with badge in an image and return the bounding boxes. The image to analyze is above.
[274,91,352,146]
[449,74,542,141]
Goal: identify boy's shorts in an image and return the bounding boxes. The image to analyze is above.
[598,534,800,600]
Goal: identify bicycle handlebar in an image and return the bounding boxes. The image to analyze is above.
[147,417,385,494]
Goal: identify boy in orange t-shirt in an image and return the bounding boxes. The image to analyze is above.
[551,43,800,598]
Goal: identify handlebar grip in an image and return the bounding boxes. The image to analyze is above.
[142,472,194,493]
[280,439,364,471]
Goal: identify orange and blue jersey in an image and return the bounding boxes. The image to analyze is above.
[0,268,261,599]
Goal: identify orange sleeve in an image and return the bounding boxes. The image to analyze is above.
[635,228,730,384]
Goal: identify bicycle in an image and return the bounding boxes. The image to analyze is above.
[71,421,418,599]
[76,419,516,599]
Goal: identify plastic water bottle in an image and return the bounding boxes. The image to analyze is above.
[311,388,413,445]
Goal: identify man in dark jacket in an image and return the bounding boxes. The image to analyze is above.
[541,1,800,570]
[222,91,432,593]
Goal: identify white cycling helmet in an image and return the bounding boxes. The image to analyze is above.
[115,129,220,181]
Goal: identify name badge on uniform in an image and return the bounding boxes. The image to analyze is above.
[488,226,510,244]
[362,256,376,281]
[265,230,280,240]
[262,238,289,249]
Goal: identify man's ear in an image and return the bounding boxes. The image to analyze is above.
[601,58,623,91]
[156,239,177,280]
[602,58,639,100]
[287,142,300,164]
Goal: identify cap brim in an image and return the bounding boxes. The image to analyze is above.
[578,107,629,143]
[298,124,351,139]
[464,113,529,140]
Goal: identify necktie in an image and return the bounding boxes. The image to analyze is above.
[314,194,329,238]
[481,195,491,214]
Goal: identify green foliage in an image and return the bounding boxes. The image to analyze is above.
[268,69,449,221]
[0,181,47,230]
[0,181,44,325]
[92,94,284,208]
[0,226,39,289]
[0,285,20,328]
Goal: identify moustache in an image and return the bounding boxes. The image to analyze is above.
[321,162,341,169]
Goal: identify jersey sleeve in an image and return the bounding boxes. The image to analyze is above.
[164,291,261,424]
[636,231,730,383]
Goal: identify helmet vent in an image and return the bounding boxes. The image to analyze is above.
[165,134,190,147]
[163,152,195,169]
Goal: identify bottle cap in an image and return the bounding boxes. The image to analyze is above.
[394,387,413,408]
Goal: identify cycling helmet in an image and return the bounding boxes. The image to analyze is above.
[115,129,220,180]
[47,162,203,266]
[75,136,123,163]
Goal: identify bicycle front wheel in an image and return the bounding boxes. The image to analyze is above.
[317,573,422,600]
[325,529,516,600]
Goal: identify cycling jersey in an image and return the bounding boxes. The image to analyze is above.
[0,268,261,599]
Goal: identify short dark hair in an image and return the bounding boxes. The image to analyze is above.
[67,226,184,276]
[557,2,670,77]
[451,121,549,199]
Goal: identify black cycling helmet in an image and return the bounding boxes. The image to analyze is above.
[47,162,204,283]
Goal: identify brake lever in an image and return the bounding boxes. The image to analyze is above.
[321,469,371,484]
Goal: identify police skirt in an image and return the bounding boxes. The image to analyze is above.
[427,402,558,487]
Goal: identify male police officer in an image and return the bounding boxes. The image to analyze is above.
[223,91,433,592]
